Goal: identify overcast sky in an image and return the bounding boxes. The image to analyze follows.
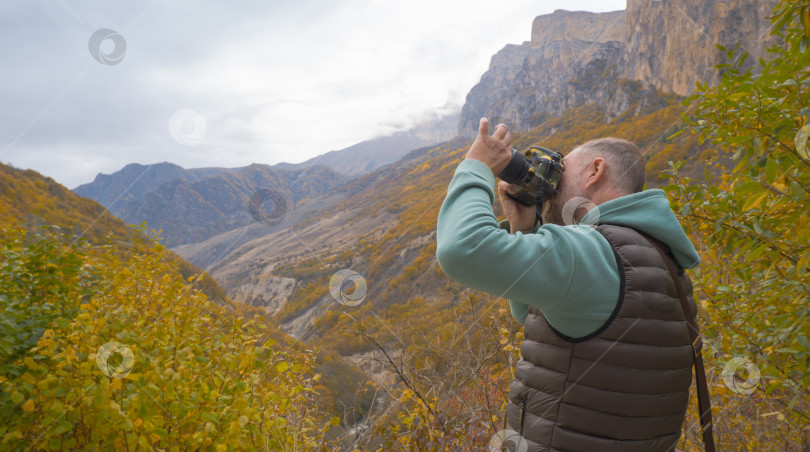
[0,0,625,188]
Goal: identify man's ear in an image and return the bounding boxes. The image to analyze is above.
[583,157,607,190]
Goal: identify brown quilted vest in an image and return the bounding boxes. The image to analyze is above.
[506,224,697,452]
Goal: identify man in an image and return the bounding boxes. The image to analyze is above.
[436,118,702,451]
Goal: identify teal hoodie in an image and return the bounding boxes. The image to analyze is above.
[436,159,700,338]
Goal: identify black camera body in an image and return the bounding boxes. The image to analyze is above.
[498,146,565,222]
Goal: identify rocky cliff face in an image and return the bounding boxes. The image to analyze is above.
[531,10,625,47]
[459,0,778,136]
[621,0,776,95]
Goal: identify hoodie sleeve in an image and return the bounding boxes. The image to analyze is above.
[436,159,620,338]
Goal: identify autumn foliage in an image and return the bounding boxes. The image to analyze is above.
[661,1,810,448]
[0,228,334,450]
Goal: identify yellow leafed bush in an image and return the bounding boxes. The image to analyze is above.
[0,227,329,451]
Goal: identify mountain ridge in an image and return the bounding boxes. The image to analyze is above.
[74,162,350,248]
[73,162,228,203]
[0,162,229,302]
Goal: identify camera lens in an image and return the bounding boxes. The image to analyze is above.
[498,149,531,184]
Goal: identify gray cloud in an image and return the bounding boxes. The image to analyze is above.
[0,0,625,188]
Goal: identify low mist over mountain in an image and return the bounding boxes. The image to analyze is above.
[274,110,459,177]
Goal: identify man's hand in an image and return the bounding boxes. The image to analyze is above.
[465,117,512,177]
[498,181,537,233]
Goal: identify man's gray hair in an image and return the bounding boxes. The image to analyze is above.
[574,137,645,194]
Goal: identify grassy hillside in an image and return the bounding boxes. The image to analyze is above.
[0,163,342,450]
[0,163,227,301]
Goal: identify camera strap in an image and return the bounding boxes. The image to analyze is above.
[641,233,715,452]
[535,190,544,226]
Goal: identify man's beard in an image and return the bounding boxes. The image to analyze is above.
[541,179,585,226]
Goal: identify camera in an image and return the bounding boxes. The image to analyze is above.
[498,146,565,207]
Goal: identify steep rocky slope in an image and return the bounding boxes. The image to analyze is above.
[459,0,778,135]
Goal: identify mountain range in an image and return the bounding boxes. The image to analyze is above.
[74,162,349,248]
[73,110,458,248]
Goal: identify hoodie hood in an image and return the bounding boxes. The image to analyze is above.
[580,189,700,269]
